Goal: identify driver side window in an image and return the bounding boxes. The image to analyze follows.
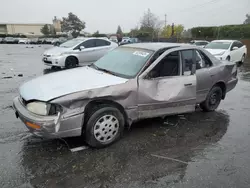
[148,51,180,78]
[81,39,96,48]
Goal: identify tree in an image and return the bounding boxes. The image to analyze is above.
[40,24,50,35]
[92,30,107,37]
[61,12,86,38]
[244,14,250,24]
[161,24,184,38]
[140,9,163,39]
[116,25,123,35]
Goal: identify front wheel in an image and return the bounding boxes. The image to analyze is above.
[65,56,78,69]
[200,86,222,112]
[85,107,125,148]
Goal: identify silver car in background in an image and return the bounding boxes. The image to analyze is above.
[13,43,238,148]
[42,37,118,69]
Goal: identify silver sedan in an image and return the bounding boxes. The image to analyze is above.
[13,43,238,148]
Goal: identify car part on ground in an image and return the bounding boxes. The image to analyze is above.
[13,42,238,148]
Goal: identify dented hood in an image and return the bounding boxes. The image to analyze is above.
[19,66,128,101]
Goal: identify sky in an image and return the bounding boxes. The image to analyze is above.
[0,0,249,33]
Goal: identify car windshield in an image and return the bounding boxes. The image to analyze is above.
[205,42,231,49]
[92,47,154,78]
[195,42,207,46]
[59,38,84,48]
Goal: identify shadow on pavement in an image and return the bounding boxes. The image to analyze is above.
[19,110,229,188]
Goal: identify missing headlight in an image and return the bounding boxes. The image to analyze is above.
[48,104,62,115]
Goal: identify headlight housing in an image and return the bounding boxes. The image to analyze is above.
[27,102,51,116]
[26,102,62,116]
[214,51,225,56]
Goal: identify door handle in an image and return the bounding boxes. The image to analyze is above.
[184,83,192,86]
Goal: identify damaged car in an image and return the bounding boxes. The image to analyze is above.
[13,43,238,148]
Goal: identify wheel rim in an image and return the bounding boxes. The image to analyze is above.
[209,91,221,107]
[66,58,75,68]
[94,115,119,143]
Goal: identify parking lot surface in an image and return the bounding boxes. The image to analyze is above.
[1,44,250,188]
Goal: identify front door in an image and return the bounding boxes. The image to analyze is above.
[230,42,238,63]
[137,49,197,119]
[76,39,96,64]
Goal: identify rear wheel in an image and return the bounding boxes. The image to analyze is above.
[200,86,223,112]
[65,56,78,69]
[84,106,125,148]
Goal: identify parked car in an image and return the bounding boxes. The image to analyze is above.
[4,37,15,44]
[204,40,247,63]
[42,37,118,69]
[119,37,139,46]
[29,38,38,44]
[13,43,238,148]
[0,38,3,44]
[52,37,68,46]
[189,40,209,47]
[37,38,44,44]
[18,38,30,44]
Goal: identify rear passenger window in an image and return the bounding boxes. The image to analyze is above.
[95,39,110,47]
[181,50,194,75]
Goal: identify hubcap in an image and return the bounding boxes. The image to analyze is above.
[94,115,119,143]
[209,91,220,107]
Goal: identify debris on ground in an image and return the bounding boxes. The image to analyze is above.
[2,76,13,79]
[18,74,23,77]
[70,146,89,152]
[178,114,186,120]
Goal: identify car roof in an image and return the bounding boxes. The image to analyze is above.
[124,42,191,51]
[193,40,209,42]
[211,40,236,43]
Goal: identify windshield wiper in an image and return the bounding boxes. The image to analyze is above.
[89,64,117,76]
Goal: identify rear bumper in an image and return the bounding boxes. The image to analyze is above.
[13,97,84,138]
[226,77,238,93]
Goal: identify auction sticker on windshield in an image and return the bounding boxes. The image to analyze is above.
[133,51,149,57]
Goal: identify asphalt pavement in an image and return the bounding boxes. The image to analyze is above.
[1,44,250,188]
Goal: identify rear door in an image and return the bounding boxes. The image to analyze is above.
[93,39,113,61]
[195,50,214,102]
[137,48,197,119]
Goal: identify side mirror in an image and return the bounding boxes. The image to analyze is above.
[232,46,238,51]
[80,46,85,50]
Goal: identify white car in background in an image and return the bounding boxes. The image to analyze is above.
[204,40,247,63]
[18,38,30,44]
[42,37,118,69]
[189,40,209,47]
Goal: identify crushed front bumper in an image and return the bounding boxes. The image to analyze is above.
[13,97,61,138]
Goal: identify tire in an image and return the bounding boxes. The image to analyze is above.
[85,106,125,148]
[200,86,223,112]
[241,54,246,64]
[65,56,78,69]
[226,56,230,61]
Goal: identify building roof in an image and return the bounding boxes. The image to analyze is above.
[0,23,50,26]
[124,42,190,51]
